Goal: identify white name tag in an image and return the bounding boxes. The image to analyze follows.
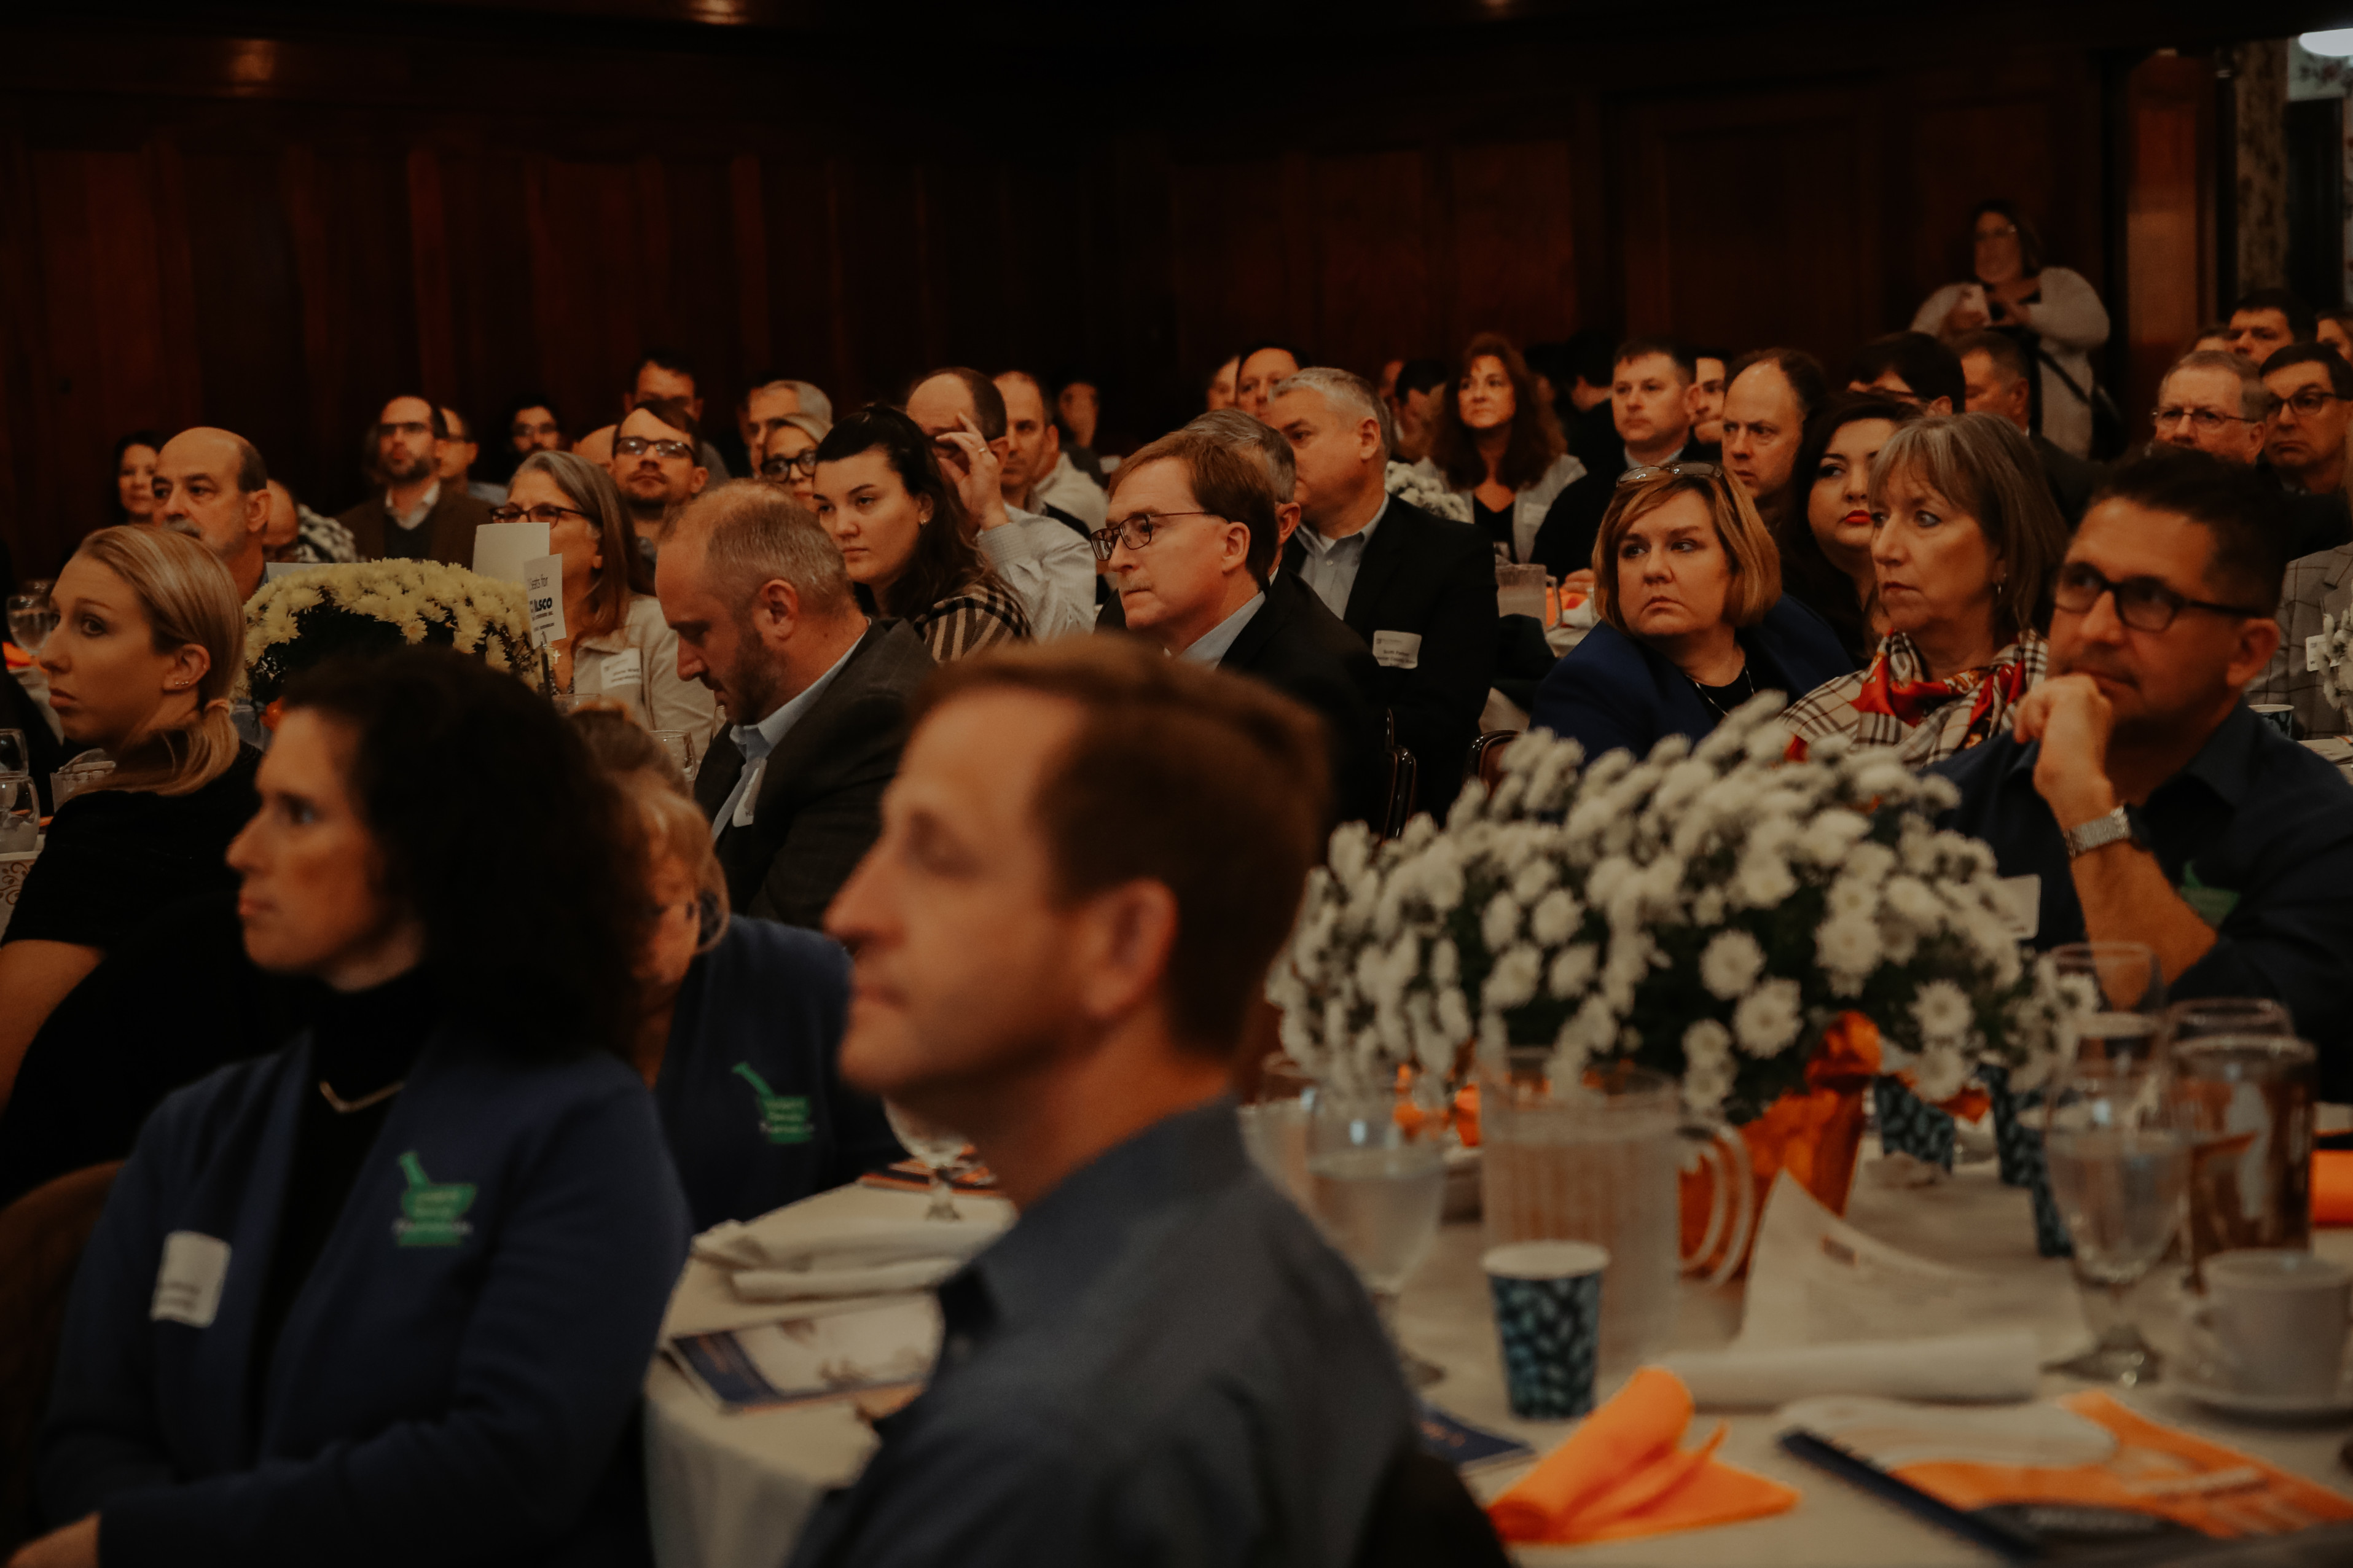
[152,1231,231,1328]
[1994,875,2041,942]
[2310,634,2328,675]
[595,647,643,693]
[1371,630,1422,670]
[522,555,565,646]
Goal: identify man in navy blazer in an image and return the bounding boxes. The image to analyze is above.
[1532,338,1721,581]
[1270,369,1498,817]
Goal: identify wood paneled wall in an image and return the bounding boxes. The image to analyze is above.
[0,18,2148,580]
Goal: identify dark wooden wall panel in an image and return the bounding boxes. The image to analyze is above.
[1447,141,1578,353]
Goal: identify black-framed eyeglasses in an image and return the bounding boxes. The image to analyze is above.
[761,450,819,480]
[488,502,593,527]
[2151,406,2258,434]
[2276,389,2348,418]
[2051,560,2266,633]
[1617,461,1721,488]
[615,435,695,461]
[1088,510,1226,561]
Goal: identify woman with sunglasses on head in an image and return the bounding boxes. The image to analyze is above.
[811,407,1030,662]
[500,450,718,750]
[1782,413,2067,764]
[570,711,900,1229]
[1530,463,1851,760]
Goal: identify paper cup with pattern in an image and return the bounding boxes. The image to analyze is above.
[1484,1240,1609,1419]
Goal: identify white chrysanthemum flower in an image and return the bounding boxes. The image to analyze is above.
[1913,1042,1970,1102]
[1586,855,1635,905]
[1511,859,1557,905]
[1691,888,1728,926]
[1816,915,1881,978]
[1911,979,1973,1042]
[1825,878,1877,920]
[1484,945,1544,1010]
[1796,809,1872,867]
[1430,937,1460,986]
[1699,929,1767,1000]
[1481,891,1520,953]
[1882,875,1943,930]
[1734,847,1797,908]
[1530,887,1582,946]
[1681,1018,1737,1112]
[1557,993,1618,1053]
[1547,942,1599,999]
[1732,978,1804,1057]
[1436,988,1472,1043]
[1844,841,1898,884]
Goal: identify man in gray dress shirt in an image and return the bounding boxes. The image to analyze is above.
[799,638,1423,1567]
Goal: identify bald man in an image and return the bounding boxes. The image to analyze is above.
[152,427,270,600]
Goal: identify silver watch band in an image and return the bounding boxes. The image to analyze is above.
[2062,806,2135,859]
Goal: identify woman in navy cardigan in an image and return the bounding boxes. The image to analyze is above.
[22,650,689,1568]
[1531,462,1853,759]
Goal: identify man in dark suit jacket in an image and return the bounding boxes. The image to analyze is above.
[1532,338,1720,580]
[1957,331,2104,525]
[337,394,493,563]
[656,480,936,928]
[1269,369,1498,816]
[1098,423,1384,827]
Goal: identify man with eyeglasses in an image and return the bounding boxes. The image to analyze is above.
[335,394,492,564]
[2246,346,2353,738]
[1936,450,2353,1082]
[608,398,710,564]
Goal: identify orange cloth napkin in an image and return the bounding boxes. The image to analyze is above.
[1487,1367,1799,1545]
[2316,1150,2353,1226]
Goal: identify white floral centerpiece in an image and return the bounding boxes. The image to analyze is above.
[244,560,539,705]
[1269,696,2076,1120]
[1385,461,1471,524]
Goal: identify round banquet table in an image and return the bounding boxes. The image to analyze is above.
[643,1149,2353,1568]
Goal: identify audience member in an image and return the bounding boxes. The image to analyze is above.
[2259,343,2352,502]
[2155,349,2351,561]
[2226,287,2316,364]
[902,367,1096,639]
[1783,413,2067,763]
[1532,337,1720,583]
[26,648,689,1566]
[1690,349,1729,446]
[796,638,1427,1566]
[573,712,901,1228]
[1779,393,1923,661]
[0,526,257,1106]
[611,397,711,563]
[438,405,507,506]
[505,393,565,459]
[814,407,1033,660]
[1956,329,2104,523]
[337,395,492,564]
[1418,331,1582,568]
[1936,450,2353,1087]
[1205,354,1239,412]
[627,346,733,480]
[1392,357,1449,464]
[745,378,807,466]
[1720,346,1830,536]
[2191,322,2236,354]
[759,410,829,506]
[1098,422,1382,824]
[2317,308,2353,365]
[1269,367,1497,814]
[2248,532,2353,740]
[108,431,161,526]
[267,480,359,566]
[1530,465,1849,759]
[996,369,1108,532]
[150,426,270,600]
[1916,200,2111,456]
[1234,342,1303,422]
[658,481,933,929]
[508,449,719,746]
[1846,331,1965,414]
[260,478,299,560]
[1056,377,1106,483]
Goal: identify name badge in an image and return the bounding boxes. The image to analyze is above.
[1371,630,1422,670]
[597,647,644,693]
[1994,875,2040,941]
[152,1231,231,1327]
[2310,634,2328,675]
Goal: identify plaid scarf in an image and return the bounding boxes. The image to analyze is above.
[1784,631,2047,765]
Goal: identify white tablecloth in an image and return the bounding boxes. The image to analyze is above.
[644,1154,2353,1568]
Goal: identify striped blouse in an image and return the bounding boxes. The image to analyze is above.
[908,574,1033,662]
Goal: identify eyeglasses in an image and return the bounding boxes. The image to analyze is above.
[615,435,695,461]
[2152,406,2258,434]
[1088,510,1226,561]
[2276,389,2347,418]
[1974,224,2020,240]
[761,450,818,479]
[488,502,593,527]
[1617,461,1721,487]
[377,421,433,440]
[2051,561,2267,633]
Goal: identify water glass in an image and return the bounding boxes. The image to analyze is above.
[884,1101,970,1221]
[50,757,114,808]
[2043,1055,2189,1384]
[0,773,36,852]
[6,592,57,656]
[0,728,29,776]
[2174,1034,2316,1271]
[1237,1053,1316,1208]
[1308,1085,1446,1384]
[2049,942,2165,1067]
[2163,998,2294,1044]
[653,728,700,782]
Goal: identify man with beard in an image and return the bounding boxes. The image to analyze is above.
[609,397,709,567]
[1936,448,2353,1086]
[337,395,491,564]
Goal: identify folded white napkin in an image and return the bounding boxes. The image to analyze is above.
[692,1216,1010,1302]
[1658,1330,2041,1409]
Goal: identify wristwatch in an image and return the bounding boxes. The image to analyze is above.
[2062,806,2137,859]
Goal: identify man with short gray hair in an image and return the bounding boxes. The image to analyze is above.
[2153,351,2274,466]
[1267,368,1496,814]
[656,480,934,927]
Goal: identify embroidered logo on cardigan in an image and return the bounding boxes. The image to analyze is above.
[731,1063,813,1145]
[394,1152,478,1247]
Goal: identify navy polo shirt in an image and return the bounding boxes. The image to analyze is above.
[1934,702,2353,1096]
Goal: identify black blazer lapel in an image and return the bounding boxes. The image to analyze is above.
[695,730,746,822]
[1341,502,1416,638]
[1220,585,1285,671]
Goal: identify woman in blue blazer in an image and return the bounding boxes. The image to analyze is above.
[25,650,689,1568]
[1531,462,1854,760]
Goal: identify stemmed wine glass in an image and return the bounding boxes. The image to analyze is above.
[652,728,700,783]
[2043,1047,2189,1385]
[2050,942,2166,1067]
[7,592,58,656]
[885,1101,971,1221]
[1307,1085,1447,1386]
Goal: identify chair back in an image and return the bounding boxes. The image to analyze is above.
[1467,730,1519,790]
[1377,711,1419,840]
[0,1161,122,1551]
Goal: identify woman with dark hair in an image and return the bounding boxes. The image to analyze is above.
[1780,413,2067,765]
[811,406,1030,661]
[1779,394,1923,663]
[1414,331,1584,566]
[23,647,689,1568]
[108,431,165,527]
[499,450,717,747]
[1914,198,2110,458]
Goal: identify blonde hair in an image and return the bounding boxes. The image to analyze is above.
[1592,467,1782,633]
[568,709,729,927]
[72,525,245,797]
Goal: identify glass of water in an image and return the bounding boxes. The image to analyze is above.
[652,728,700,782]
[7,592,58,656]
[1308,1085,1447,1385]
[2163,997,2293,1044]
[0,773,36,852]
[2044,1051,2189,1385]
[2050,942,2166,1069]
[885,1101,971,1221]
